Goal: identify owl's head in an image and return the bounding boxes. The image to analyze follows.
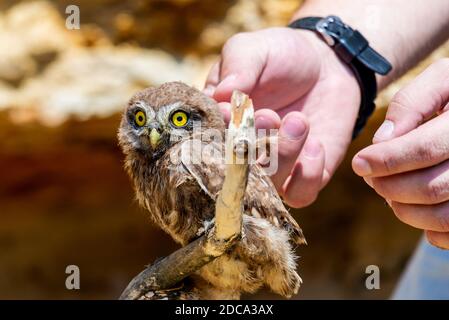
[118,82,225,160]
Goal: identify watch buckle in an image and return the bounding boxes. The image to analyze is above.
[315,16,343,46]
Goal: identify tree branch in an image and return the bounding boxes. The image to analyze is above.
[119,90,254,300]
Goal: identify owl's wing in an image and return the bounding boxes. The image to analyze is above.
[180,141,306,245]
[246,164,306,245]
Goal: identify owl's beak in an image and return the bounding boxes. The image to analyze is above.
[149,128,161,149]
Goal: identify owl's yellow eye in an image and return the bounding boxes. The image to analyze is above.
[171,110,189,127]
[135,111,146,127]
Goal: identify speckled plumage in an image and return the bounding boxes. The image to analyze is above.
[118,82,305,299]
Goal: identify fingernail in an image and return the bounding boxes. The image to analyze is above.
[374,120,394,141]
[255,115,266,129]
[303,140,321,158]
[353,155,372,176]
[280,115,307,140]
[203,85,215,97]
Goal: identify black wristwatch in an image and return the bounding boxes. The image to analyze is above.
[289,16,392,138]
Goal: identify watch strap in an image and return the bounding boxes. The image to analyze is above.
[289,16,392,138]
[289,17,391,75]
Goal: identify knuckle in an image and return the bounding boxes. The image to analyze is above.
[414,142,437,162]
[391,90,412,109]
[379,153,396,174]
[425,180,447,203]
[223,32,250,51]
[276,138,301,159]
[390,90,425,124]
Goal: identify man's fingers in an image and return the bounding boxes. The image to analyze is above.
[283,138,324,208]
[353,111,449,177]
[369,159,449,205]
[391,201,449,232]
[218,104,281,128]
[217,102,231,126]
[425,230,449,250]
[203,59,221,97]
[212,33,268,102]
[373,58,449,143]
[211,28,321,108]
[270,112,309,193]
[254,109,280,174]
[255,109,281,130]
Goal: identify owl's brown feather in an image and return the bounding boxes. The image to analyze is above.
[180,140,305,245]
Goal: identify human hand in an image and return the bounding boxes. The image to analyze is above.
[204,27,361,208]
[352,59,449,249]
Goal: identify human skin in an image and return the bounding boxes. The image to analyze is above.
[204,0,449,209]
[352,59,449,249]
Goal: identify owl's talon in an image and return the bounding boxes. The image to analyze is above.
[196,218,215,236]
[266,268,301,298]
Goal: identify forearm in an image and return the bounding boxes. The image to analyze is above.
[293,0,449,89]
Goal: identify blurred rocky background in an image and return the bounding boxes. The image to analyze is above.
[0,0,447,299]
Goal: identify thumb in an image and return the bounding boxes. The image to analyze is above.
[373,59,449,143]
[212,33,268,102]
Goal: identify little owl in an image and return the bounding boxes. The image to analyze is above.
[118,82,305,299]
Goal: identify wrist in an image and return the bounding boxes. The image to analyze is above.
[289,15,393,137]
[301,29,360,100]
[291,28,363,130]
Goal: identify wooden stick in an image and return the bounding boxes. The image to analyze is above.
[214,90,252,241]
[119,91,254,300]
